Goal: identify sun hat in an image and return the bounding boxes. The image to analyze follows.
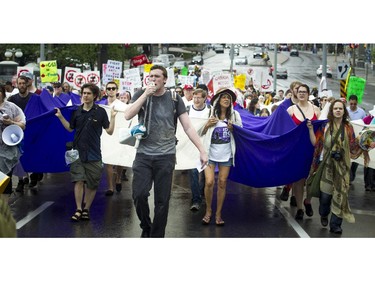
[210,87,237,105]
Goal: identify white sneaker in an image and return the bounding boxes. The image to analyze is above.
[190,203,200,211]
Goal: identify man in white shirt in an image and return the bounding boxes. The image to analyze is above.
[182,84,194,106]
[187,88,211,211]
[347,94,366,183]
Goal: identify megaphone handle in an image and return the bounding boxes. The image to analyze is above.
[134,138,140,148]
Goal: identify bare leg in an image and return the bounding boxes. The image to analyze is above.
[74,181,85,210]
[203,164,215,219]
[115,166,123,184]
[105,164,114,191]
[293,178,305,210]
[216,165,230,222]
[83,188,97,210]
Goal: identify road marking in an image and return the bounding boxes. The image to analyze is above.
[351,209,375,216]
[273,198,311,238]
[16,201,54,230]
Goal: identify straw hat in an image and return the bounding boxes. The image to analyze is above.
[210,87,237,105]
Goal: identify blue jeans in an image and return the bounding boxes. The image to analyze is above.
[319,191,343,229]
[189,168,205,204]
[132,153,175,238]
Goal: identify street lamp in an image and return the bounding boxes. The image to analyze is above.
[4,48,23,61]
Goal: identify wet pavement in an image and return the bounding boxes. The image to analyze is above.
[6,166,375,238]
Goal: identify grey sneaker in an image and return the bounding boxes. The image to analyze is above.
[190,203,200,211]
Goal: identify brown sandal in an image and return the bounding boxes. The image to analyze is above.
[215,217,225,226]
[201,215,211,225]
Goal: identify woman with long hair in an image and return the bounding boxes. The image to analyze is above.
[200,88,242,226]
[287,84,321,220]
[307,99,371,234]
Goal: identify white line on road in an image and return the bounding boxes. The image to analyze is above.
[273,198,311,238]
[16,201,54,230]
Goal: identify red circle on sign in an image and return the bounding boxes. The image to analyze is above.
[74,74,87,88]
[65,70,77,82]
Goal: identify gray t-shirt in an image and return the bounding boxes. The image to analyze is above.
[131,89,186,155]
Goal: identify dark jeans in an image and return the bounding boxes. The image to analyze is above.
[364,167,375,189]
[189,168,205,204]
[319,191,343,229]
[350,162,359,182]
[132,153,175,238]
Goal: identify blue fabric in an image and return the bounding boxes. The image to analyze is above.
[20,89,81,173]
[19,95,327,188]
[228,102,327,187]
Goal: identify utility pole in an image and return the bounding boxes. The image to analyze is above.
[273,45,277,93]
[39,44,45,62]
[229,44,234,74]
[322,44,327,78]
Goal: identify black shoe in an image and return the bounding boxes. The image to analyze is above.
[121,170,129,181]
[365,186,371,191]
[279,186,289,201]
[320,216,328,227]
[303,199,314,217]
[15,180,25,192]
[28,180,37,188]
[105,190,114,196]
[141,230,150,238]
[115,183,122,192]
[295,209,304,220]
[37,173,44,182]
[330,227,343,234]
[290,196,297,207]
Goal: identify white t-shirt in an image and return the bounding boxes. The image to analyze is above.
[208,119,232,162]
[188,104,211,118]
[182,96,193,107]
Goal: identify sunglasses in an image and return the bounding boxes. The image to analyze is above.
[106,87,117,91]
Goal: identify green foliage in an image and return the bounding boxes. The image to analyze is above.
[0,44,141,69]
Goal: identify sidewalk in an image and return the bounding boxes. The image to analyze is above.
[313,51,375,86]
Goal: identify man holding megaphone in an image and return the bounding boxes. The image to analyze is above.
[0,85,26,202]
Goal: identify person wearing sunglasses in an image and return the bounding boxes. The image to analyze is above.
[174,86,183,97]
[287,84,321,220]
[100,81,126,196]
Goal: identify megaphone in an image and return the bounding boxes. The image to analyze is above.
[2,124,24,146]
[0,171,10,194]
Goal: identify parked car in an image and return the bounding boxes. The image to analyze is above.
[290,49,299,57]
[234,56,248,65]
[191,55,204,65]
[276,67,288,79]
[253,47,264,58]
[152,54,176,67]
[213,44,224,53]
[269,65,288,79]
[316,65,333,78]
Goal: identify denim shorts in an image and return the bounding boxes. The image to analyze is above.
[208,158,233,167]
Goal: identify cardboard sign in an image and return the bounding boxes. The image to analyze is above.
[40,60,58,83]
[347,76,366,103]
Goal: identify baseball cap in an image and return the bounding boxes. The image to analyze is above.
[183,84,194,90]
[20,72,33,80]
